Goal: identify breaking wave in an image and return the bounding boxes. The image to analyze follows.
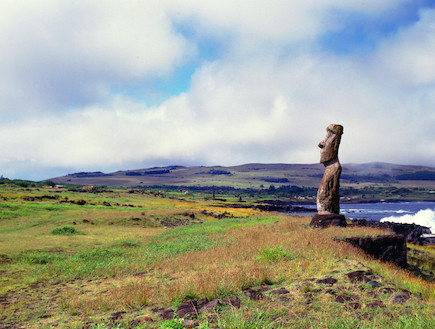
[380,208,435,233]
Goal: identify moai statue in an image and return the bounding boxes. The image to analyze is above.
[310,124,347,228]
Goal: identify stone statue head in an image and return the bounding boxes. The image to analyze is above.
[318,124,343,164]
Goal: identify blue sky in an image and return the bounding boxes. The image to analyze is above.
[0,0,435,180]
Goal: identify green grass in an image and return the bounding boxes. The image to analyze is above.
[16,215,278,281]
[21,251,67,265]
[160,318,184,329]
[257,246,298,263]
[0,185,433,328]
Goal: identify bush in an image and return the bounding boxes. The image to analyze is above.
[50,226,80,235]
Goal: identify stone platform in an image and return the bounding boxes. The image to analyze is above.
[310,214,347,228]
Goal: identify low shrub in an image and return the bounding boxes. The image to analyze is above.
[50,226,81,235]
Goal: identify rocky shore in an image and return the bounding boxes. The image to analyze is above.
[350,219,434,245]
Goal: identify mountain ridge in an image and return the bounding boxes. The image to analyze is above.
[49,162,435,188]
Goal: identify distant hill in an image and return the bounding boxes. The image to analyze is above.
[48,162,435,189]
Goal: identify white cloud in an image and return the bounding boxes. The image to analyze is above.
[0,0,194,118]
[0,1,434,180]
[171,0,409,42]
[373,8,435,86]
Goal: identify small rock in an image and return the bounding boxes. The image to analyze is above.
[200,299,220,313]
[278,296,291,303]
[390,294,410,303]
[159,309,175,320]
[110,311,126,320]
[220,295,241,308]
[347,271,368,283]
[270,287,290,295]
[346,302,361,310]
[243,288,264,300]
[335,295,352,303]
[316,277,337,285]
[380,287,396,294]
[366,291,379,298]
[367,280,382,288]
[177,300,198,319]
[197,298,209,309]
[227,295,241,308]
[366,300,385,308]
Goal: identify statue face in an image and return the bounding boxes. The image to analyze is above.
[318,124,343,164]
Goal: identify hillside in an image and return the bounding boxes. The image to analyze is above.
[49,162,435,189]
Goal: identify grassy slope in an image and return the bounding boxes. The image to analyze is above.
[0,185,433,328]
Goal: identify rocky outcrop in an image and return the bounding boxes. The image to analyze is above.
[350,219,432,245]
[254,203,314,213]
[337,234,407,268]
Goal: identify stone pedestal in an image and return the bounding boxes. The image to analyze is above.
[310,214,347,228]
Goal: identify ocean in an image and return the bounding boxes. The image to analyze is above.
[293,201,435,233]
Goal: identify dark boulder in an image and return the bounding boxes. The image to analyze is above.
[243,288,264,301]
[339,234,407,268]
[347,270,369,283]
[176,300,198,319]
[316,277,338,285]
[390,294,410,303]
[159,309,175,320]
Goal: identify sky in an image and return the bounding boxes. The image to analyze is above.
[1,0,435,181]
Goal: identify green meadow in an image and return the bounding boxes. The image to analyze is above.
[0,184,433,328]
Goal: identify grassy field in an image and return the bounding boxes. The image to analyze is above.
[0,184,433,328]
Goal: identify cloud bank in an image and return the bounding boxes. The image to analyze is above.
[0,0,435,180]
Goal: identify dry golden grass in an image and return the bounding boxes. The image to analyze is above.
[57,214,433,319]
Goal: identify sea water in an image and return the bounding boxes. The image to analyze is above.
[293,201,435,233]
